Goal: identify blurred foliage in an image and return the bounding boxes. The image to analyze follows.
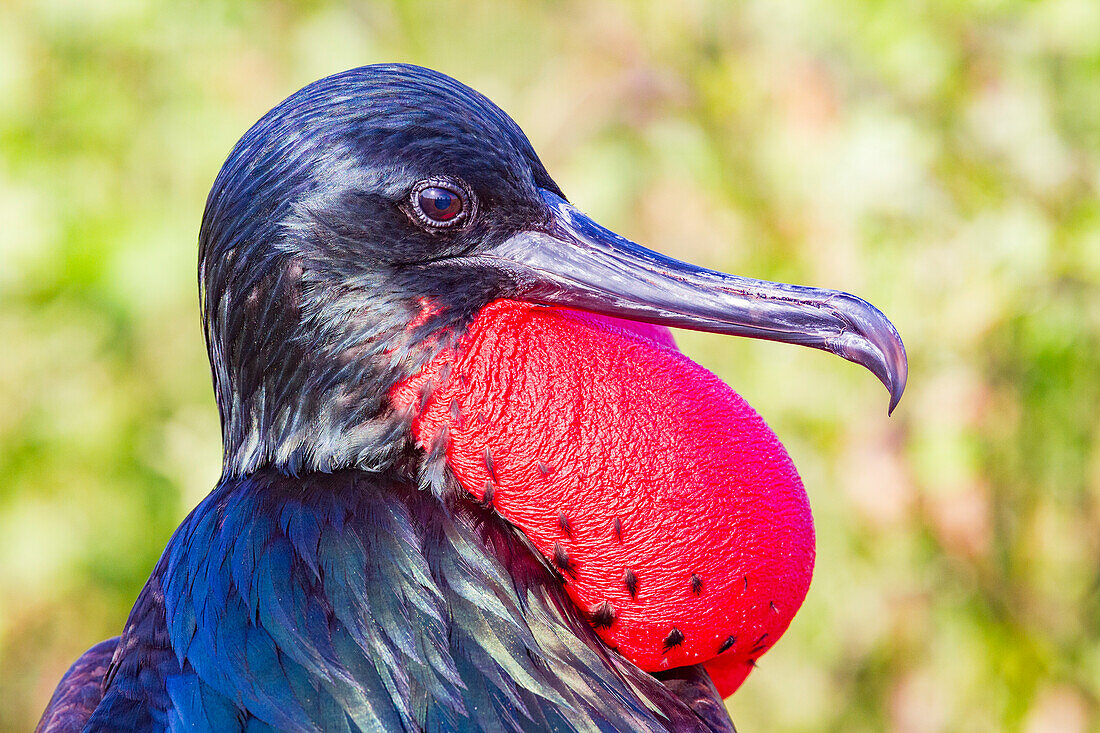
[1,0,1098,730]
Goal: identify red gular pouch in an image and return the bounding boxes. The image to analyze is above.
[391,299,815,697]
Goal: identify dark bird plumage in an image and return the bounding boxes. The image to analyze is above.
[71,471,727,731]
[38,64,741,732]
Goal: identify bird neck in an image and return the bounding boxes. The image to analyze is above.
[153,469,455,729]
[206,259,465,478]
[104,468,701,730]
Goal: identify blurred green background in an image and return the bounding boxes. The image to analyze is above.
[2,0,1098,730]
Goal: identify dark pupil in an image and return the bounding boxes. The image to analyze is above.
[419,187,462,221]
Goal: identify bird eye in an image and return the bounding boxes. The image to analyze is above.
[411,179,472,228]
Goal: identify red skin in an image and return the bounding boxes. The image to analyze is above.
[392,300,814,697]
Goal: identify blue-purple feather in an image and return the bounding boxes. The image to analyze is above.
[46,469,724,731]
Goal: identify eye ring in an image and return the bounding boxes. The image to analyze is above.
[410,178,475,229]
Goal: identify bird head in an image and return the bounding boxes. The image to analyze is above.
[201,63,905,478]
[199,65,566,475]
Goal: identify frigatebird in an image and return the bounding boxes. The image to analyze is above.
[38,64,906,732]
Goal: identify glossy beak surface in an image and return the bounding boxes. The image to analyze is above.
[475,190,908,412]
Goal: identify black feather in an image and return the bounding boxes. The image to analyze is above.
[623,569,638,598]
[590,601,616,629]
[557,513,572,538]
[551,542,576,578]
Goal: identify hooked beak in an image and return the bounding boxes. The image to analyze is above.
[475,190,907,413]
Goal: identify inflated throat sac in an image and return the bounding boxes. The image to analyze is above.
[392,299,815,696]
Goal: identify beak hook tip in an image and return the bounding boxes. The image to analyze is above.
[885,355,908,416]
[887,389,902,416]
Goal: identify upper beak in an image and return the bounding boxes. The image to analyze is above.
[472,189,907,413]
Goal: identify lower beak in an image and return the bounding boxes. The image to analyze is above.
[474,189,907,413]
